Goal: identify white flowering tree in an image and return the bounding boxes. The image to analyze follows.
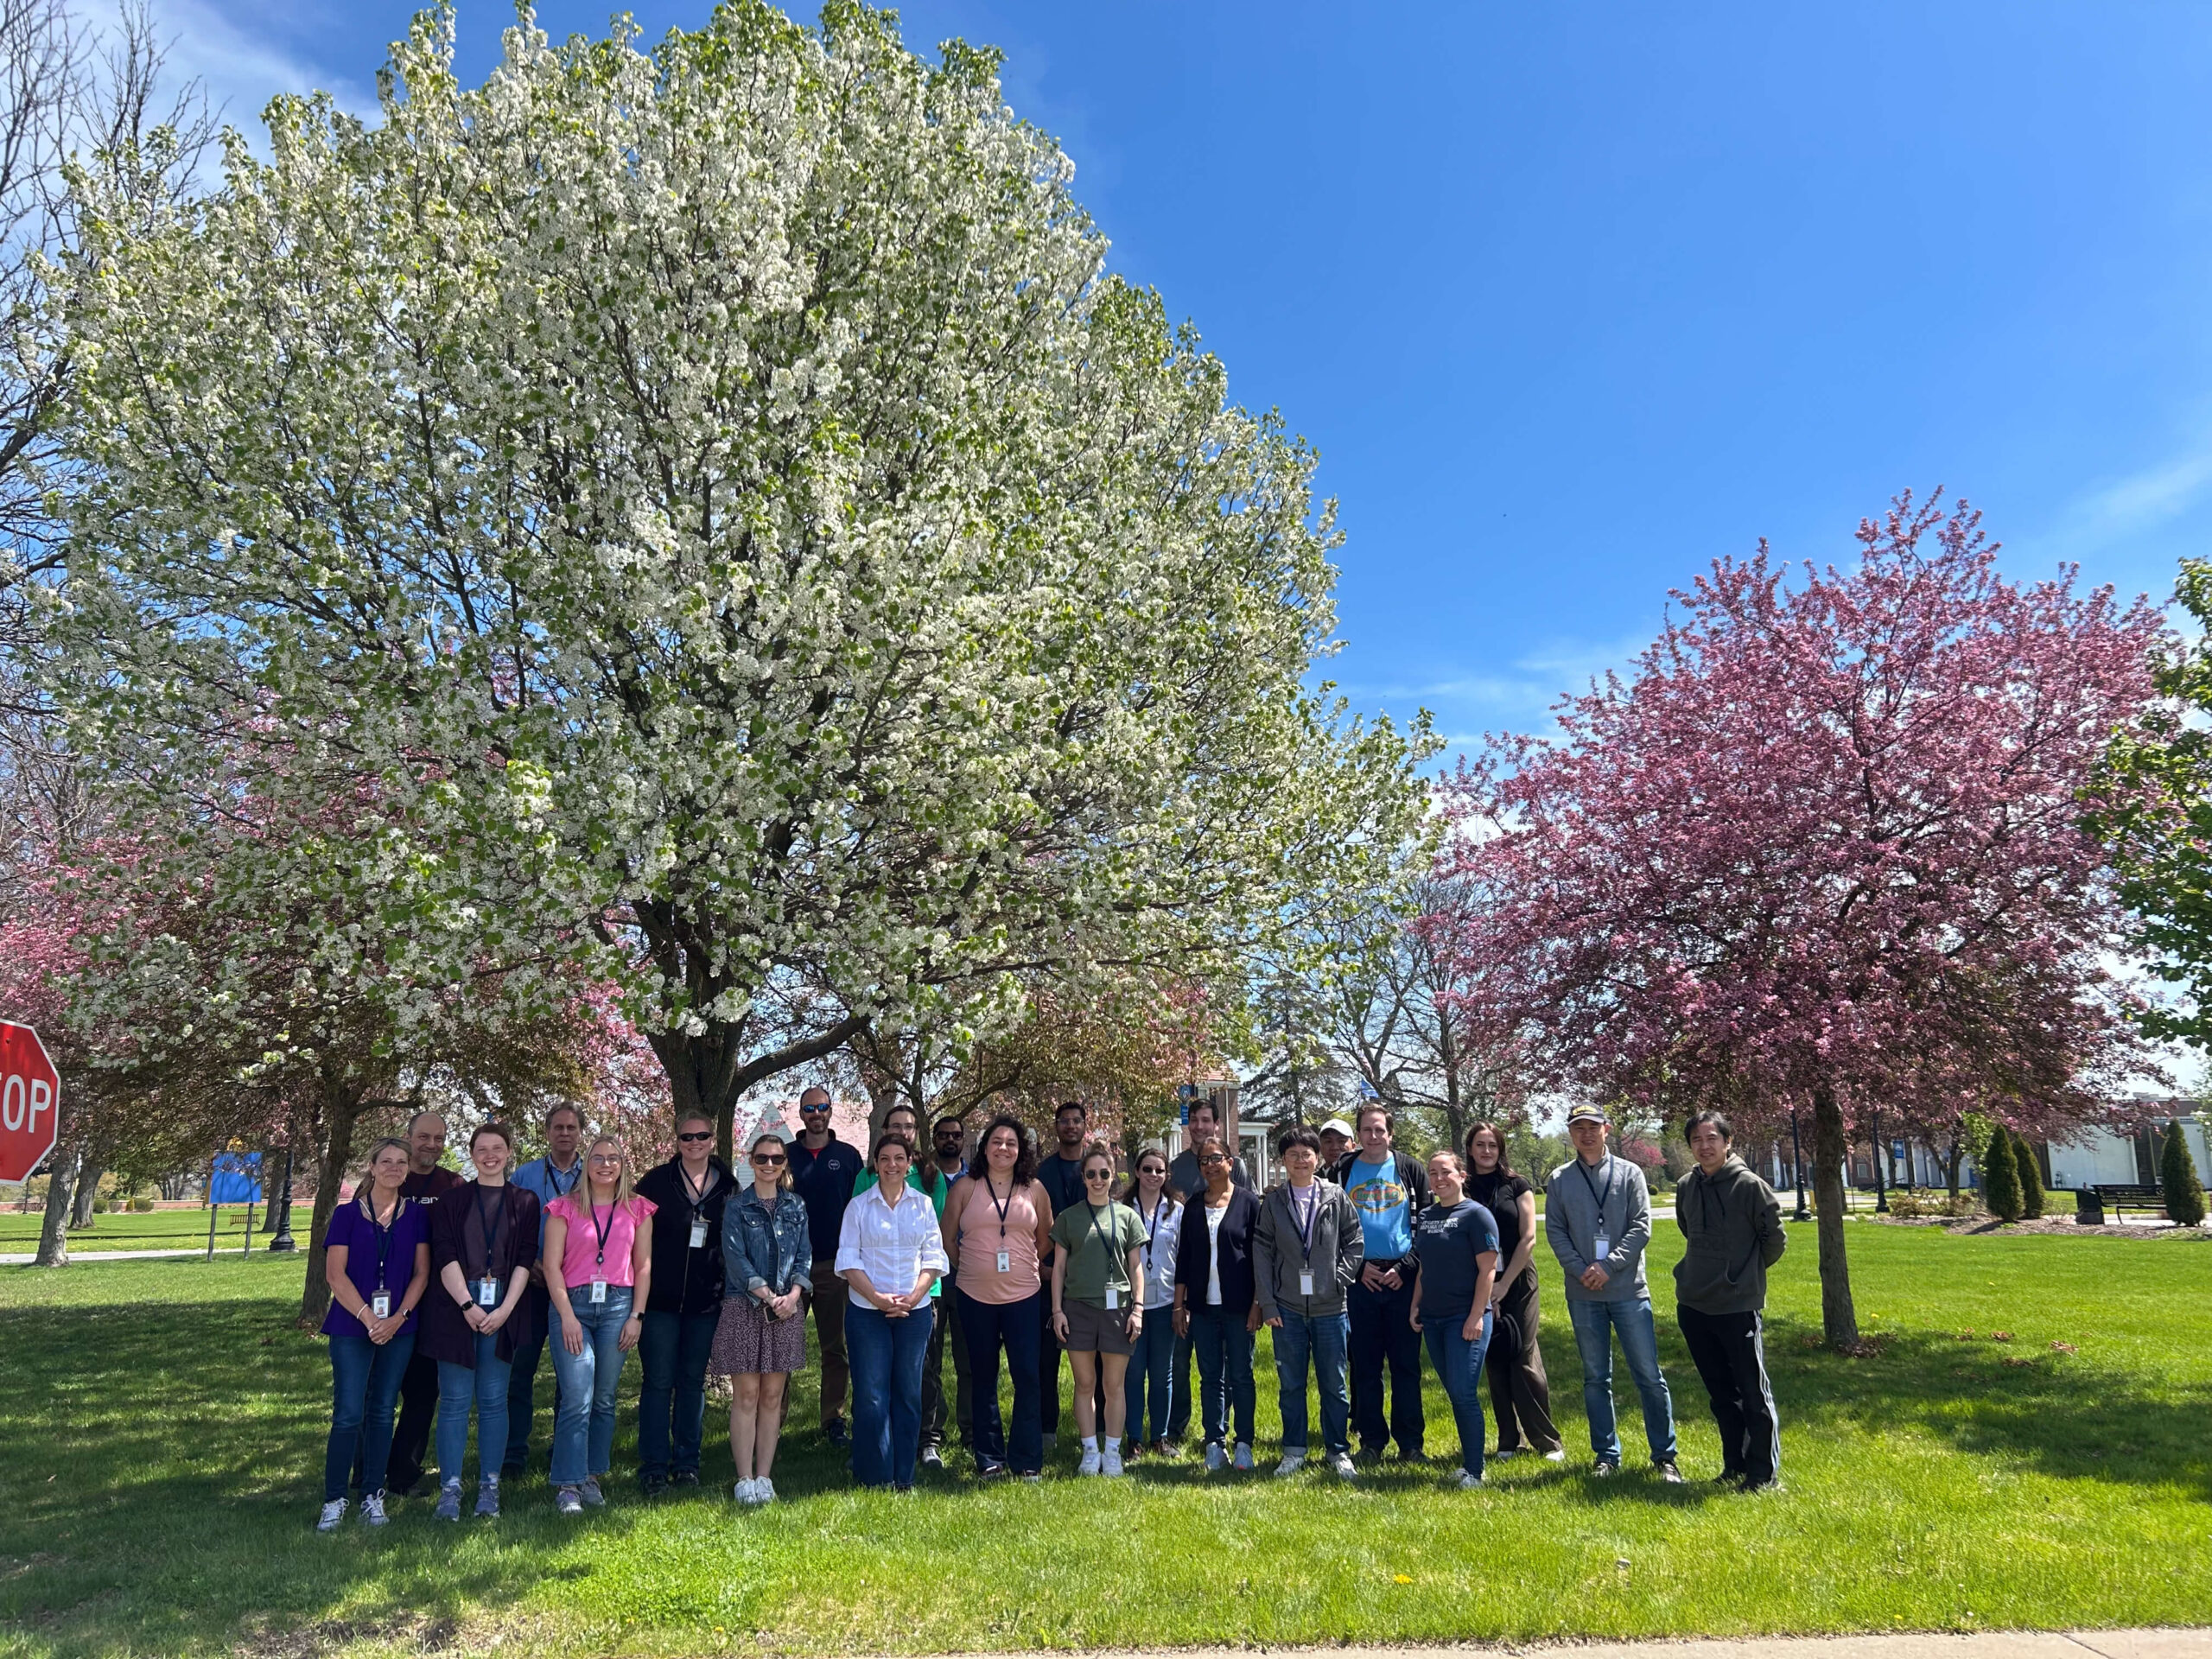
[54,2,1429,1154]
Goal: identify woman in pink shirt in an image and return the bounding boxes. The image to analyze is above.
[543,1136,656,1514]
[941,1115,1055,1481]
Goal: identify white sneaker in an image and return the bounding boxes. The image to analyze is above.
[1078,1446,1103,1477]
[1457,1469,1486,1489]
[1275,1450,1306,1477]
[1329,1451,1358,1479]
[1204,1441,1228,1472]
[753,1478,775,1505]
[315,1497,348,1533]
[1542,1448,1567,1463]
[1101,1446,1124,1477]
[359,1491,389,1526]
[1233,1442,1255,1471]
[733,1478,759,1505]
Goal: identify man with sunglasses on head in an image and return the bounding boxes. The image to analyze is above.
[789,1086,865,1446]
[633,1111,734,1495]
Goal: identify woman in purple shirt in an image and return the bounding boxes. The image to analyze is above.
[318,1138,432,1531]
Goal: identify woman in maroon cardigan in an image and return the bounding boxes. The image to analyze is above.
[420,1123,542,1520]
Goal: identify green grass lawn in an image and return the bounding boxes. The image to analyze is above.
[0,1206,278,1254]
[1,1222,2207,1658]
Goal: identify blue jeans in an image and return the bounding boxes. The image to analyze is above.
[1187,1305,1255,1447]
[1567,1296,1678,1465]
[1421,1306,1493,1478]
[847,1300,934,1488]
[959,1287,1043,1475]
[1271,1309,1350,1457]
[550,1287,634,1487]
[326,1332,415,1501]
[435,1337,512,1487]
[1124,1306,1176,1442]
[637,1308,719,1479]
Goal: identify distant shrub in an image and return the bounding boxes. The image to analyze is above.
[2014,1132,2044,1220]
[90,1198,111,1214]
[1982,1128,2022,1223]
[129,1196,156,1212]
[1885,1191,1943,1218]
[2162,1122,2208,1228]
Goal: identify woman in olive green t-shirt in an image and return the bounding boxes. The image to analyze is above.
[1049,1145,1147,1477]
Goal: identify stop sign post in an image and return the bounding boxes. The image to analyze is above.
[0,1022,60,1185]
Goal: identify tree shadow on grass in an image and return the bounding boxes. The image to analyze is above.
[1752,1311,2212,1500]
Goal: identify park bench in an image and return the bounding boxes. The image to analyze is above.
[2074,1184,2162,1225]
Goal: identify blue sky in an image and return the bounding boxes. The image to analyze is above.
[153,0,2212,760]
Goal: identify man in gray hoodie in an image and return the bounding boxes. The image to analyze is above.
[1545,1103,1681,1480]
[1675,1109,1788,1491]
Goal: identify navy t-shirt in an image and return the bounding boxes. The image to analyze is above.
[789,1136,866,1261]
[321,1196,432,1339]
[1411,1198,1500,1323]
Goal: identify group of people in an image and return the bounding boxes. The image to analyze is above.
[314,1089,1789,1529]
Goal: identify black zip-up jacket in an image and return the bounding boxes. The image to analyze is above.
[634,1158,734,1317]
[1328,1148,1433,1262]
[1173,1186,1262,1317]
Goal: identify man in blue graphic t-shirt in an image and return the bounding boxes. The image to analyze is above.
[1338,1104,1431,1462]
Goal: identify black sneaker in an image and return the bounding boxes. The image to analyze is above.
[1655,1460,1686,1484]
[824,1419,851,1447]
[499,1463,525,1482]
[639,1471,669,1499]
[670,1470,700,1489]
[1592,1459,1620,1478]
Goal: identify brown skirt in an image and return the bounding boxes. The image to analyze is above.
[709,1294,807,1376]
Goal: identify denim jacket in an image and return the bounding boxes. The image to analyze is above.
[723,1185,813,1299]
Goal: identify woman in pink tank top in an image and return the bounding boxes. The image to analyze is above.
[941,1114,1056,1479]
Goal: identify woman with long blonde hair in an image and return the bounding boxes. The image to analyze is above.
[542,1135,656,1514]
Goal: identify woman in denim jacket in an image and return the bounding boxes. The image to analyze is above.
[710,1126,814,1505]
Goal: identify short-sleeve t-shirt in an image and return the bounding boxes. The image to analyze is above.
[546,1193,658,1289]
[321,1196,433,1340]
[1345,1154,1415,1262]
[1049,1200,1147,1307]
[1412,1198,1500,1323]
[1464,1169,1535,1291]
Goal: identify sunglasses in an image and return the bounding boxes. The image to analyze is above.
[799,1104,831,1114]
[751,1152,786,1165]
[1084,1168,1113,1181]
[677,1131,713,1143]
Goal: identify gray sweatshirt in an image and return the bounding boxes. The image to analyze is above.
[1544,1152,1652,1304]
[1253,1179,1363,1320]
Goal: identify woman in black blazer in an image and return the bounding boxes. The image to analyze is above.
[1172,1135,1262,1472]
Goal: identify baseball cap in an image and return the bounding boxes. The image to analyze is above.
[1566,1103,1611,1128]
[1320,1117,1356,1138]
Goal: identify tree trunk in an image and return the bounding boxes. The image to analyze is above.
[297,1077,363,1328]
[646,1013,868,1166]
[1810,1084,1860,1348]
[35,1147,78,1267]
[69,1165,104,1228]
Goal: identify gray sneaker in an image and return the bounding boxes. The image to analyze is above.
[315,1497,347,1533]
[434,1480,462,1522]
[474,1478,500,1518]
[1232,1442,1255,1471]
[579,1476,606,1508]
[1204,1441,1227,1472]
[555,1485,584,1516]
[1328,1451,1358,1480]
[359,1491,389,1527]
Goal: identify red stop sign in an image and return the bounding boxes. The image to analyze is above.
[0,1022,60,1183]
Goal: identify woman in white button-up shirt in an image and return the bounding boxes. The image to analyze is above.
[836,1135,950,1491]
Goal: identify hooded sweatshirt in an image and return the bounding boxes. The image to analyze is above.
[1673,1153,1788,1315]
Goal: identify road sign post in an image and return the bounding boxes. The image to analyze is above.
[0,1023,60,1186]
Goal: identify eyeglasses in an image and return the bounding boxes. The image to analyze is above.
[1200,1154,1228,1165]
[751,1153,786,1166]
[588,1154,621,1166]
[677,1131,713,1143]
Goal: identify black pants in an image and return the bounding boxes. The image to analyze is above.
[1167,1326,1193,1440]
[1677,1304,1779,1484]
[384,1351,440,1492]
[920,1284,972,1450]
[1348,1271,1425,1456]
[1486,1273,1561,1453]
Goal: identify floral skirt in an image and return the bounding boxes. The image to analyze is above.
[709,1294,807,1376]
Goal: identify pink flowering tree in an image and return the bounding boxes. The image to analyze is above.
[1439,493,2163,1344]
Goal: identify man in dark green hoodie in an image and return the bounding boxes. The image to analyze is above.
[1674,1110,1788,1491]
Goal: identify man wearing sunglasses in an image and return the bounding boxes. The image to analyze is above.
[789,1086,865,1446]
[633,1111,734,1495]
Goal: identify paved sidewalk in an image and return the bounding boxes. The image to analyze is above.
[1014,1635,2209,1659]
[0,1247,236,1264]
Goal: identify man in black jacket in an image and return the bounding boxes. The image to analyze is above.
[632,1114,734,1494]
[1674,1109,1788,1491]
[1333,1104,1431,1463]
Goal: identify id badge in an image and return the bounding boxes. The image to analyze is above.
[995,1249,1011,1274]
[476,1276,499,1307]
[1593,1233,1611,1262]
[371,1291,391,1320]
[589,1277,607,1305]
[1105,1284,1119,1310]
[689,1218,708,1249]
[1299,1270,1316,1298]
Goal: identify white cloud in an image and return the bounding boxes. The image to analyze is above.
[2056,432,2212,548]
[78,0,372,143]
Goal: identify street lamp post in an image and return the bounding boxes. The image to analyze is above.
[1872,1107,1889,1214]
[1790,1110,1810,1223]
[270,1139,297,1253]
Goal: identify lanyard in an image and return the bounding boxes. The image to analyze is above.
[680,1162,717,1243]
[1143,1196,1169,1263]
[1574,1154,1616,1223]
[1287,1182,1319,1263]
[984,1175,1014,1240]
[588,1200,616,1268]
[369,1194,401,1290]
[1085,1203,1128,1290]
[544,1160,581,1204]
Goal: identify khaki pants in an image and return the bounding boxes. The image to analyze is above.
[810,1259,850,1428]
